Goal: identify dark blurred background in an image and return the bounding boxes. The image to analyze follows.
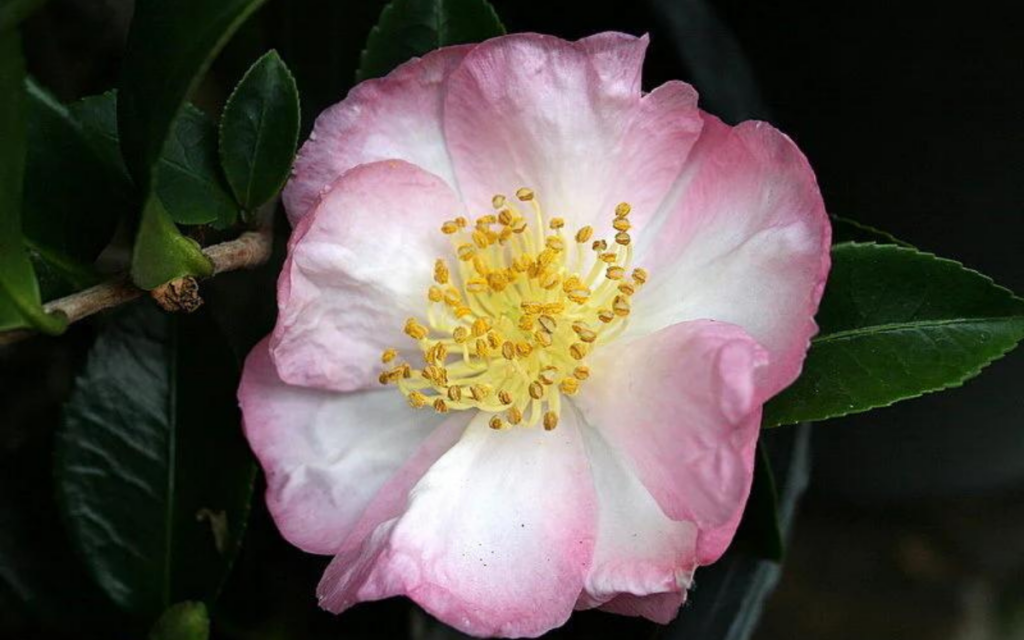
[3,1,1022,638]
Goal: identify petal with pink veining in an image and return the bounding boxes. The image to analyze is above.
[271,160,464,392]
[239,339,470,555]
[576,320,767,565]
[283,46,471,223]
[317,412,597,638]
[443,32,703,230]
[573,409,696,620]
[631,115,831,397]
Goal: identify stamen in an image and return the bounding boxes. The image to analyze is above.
[382,191,648,432]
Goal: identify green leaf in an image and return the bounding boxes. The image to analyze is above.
[219,50,300,212]
[148,602,209,640]
[118,0,268,288]
[22,80,129,267]
[0,31,65,334]
[131,195,214,290]
[764,243,1024,427]
[829,214,914,247]
[732,443,784,562]
[157,104,239,227]
[56,301,256,619]
[357,0,505,82]
[0,411,125,636]
[28,244,99,301]
[0,0,46,31]
[68,91,133,185]
[72,91,239,229]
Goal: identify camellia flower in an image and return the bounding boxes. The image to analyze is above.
[239,32,830,638]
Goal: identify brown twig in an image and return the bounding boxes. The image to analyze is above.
[0,227,273,346]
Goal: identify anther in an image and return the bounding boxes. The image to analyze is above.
[529,381,544,400]
[575,226,593,243]
[507,406,523,425]
[452,326,470,343]
[457,244,476,261]
[569,343,589,360]
[632,268,648,284]
[545,236,566,251]
[407,391,428,408]
[618,282,636,295]
[615,202,632,217]
[592,239,608,252]
[537,314,557,333]
[515,342,533,358]
[615,231,631,246]
[492,194,506,209]
[549,217,565,230]
[539,367,558,385]
[515,187,534,201]
[498,390,513,405]
[472,230,490,249]
[489,415,504,430]
[559,377,580,395]
[573,366,590,380]
[576,328,598,343]
[441,220,459,234]
[433,398,449,413]
[543,412,559,431]
[487,272,509,291]
[443,288,462,306]
[535,330,553,347]
[597,309,615,323]
[428,286,444,302]
[472,318,491,336]
[404,318,428,340]
[606,266,625,280]
[612,218,631,232]
[447,385,463,402]
[613,295,631,317]
[470,384,489,401]
[501,341,516,360]
[381,348,398,363]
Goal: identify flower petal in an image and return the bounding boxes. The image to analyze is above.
[631,115,831,397]
[443,32,703,229]
[240,339,470,554]
[283,46,471,223]
[575,320,767,565]
[317,412,597,638]
[597,592,685,625]
[573,410,697,620]
[271,160,464,392]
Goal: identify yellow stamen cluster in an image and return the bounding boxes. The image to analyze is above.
[379,188,648,432]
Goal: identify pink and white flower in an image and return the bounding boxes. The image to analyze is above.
[239,32,830,638]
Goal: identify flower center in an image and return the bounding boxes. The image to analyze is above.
[379,188,648,431]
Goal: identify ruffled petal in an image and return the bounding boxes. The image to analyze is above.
[283,45,471,223]
[317,412,597,638]
[239,339,470,555]
[631,115,831,397]
[573,411,696,621]
[443,32,703,229]
[575,320,767,565]
[270,160,464,392]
